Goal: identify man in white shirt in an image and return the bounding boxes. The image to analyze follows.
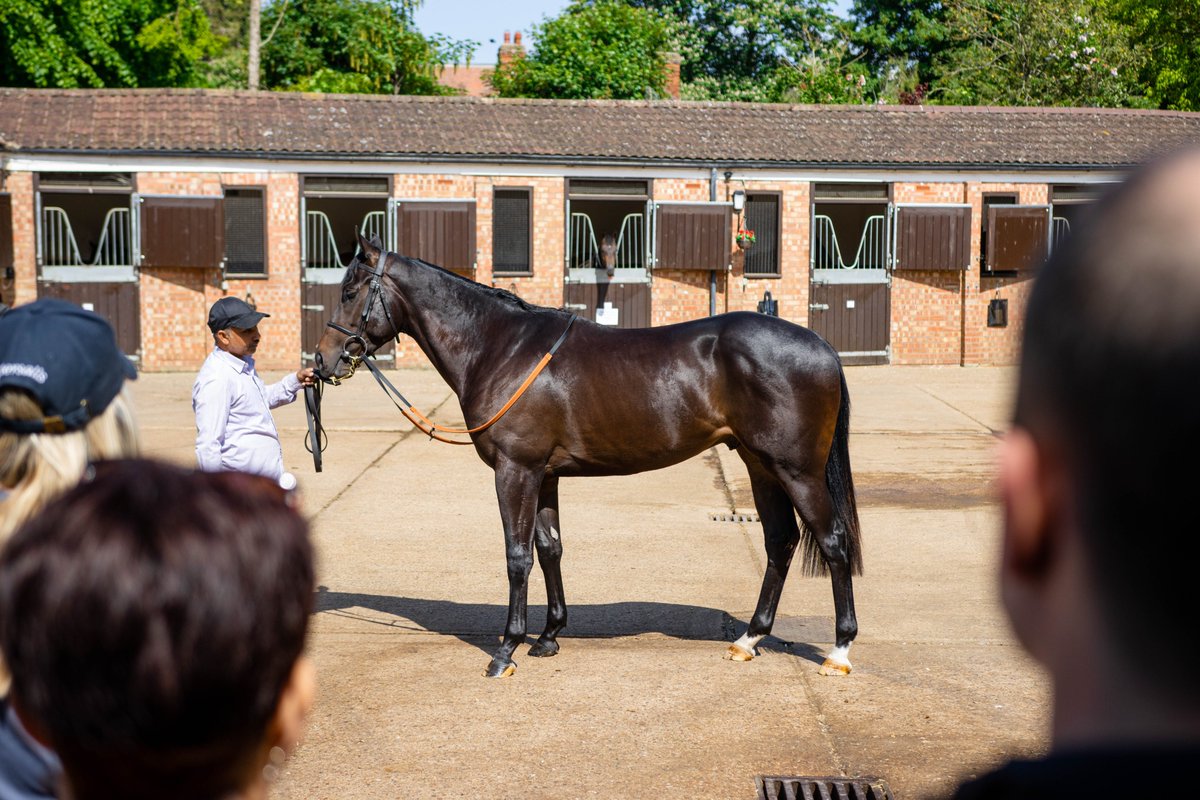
[193,297,314,480]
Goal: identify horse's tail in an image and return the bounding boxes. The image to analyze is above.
[800,366,863,577]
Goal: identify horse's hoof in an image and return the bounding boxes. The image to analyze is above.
[818,658,852,676]
[528,640,559,658]
[483,660,516,678]
[725,643,755,662]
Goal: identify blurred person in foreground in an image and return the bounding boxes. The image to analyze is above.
[0,299,140,798]
[0,459,316,800]
[0,299,139,542]
[950,148,1200,797]
[194,296,314,480]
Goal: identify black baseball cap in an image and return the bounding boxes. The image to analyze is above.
[207,296,269,334]
[0,299,138,434]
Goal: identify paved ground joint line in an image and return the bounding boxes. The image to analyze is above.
[793,660,854,780]
[917,386,1004,436]
[708,448,854,778]
[312,392,458,518]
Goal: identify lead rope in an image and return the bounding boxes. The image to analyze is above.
[362,314,576,445]
[303,381,327,470]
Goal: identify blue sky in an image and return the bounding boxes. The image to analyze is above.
[414,1,855,65]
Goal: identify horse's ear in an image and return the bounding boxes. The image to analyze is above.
[369,233,384,250]
[355,229,380,265]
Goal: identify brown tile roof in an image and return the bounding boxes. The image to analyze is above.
[2,88,1199,169]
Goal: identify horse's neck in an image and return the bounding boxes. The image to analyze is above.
[392,264,521,395]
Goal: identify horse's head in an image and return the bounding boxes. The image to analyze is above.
[313,230,401,384]
[599,233,617,278]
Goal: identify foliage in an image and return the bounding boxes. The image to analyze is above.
[136,2,225,85]
[488,1,671,99]
[763,43,871,104]
[849,0,949,90]
[624,0,864,102]
[930,0,1147,107]
[195,0,249,88]
[261,0,473,94]
[1106,0,1200,111]
[0,0,223,88]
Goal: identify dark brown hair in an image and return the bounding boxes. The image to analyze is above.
[0,459,315,800]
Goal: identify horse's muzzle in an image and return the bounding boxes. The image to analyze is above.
[313,351,348,386]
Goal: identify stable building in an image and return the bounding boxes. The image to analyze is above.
[2,89,1198,371]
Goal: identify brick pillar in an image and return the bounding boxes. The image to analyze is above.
[663,52,682,99]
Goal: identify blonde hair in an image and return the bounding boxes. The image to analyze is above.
[0,386,140,542]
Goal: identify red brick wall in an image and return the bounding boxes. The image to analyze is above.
[962,183,1044,366]
[136,172,302,372]
[889,181,1044,365]
[891,182,968,364]
[651,178,720,325]
[729,181,811,324]
[5,172,37,306]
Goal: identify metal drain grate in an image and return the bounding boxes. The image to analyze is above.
[709,510,760,523]
[757,776,895,800]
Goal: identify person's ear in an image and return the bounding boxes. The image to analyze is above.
[998,427,1067,656]
[269,656,316,757]
[999,428,1054,577]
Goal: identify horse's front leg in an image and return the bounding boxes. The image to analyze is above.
[484,457,543,678]
[529,475,566,658]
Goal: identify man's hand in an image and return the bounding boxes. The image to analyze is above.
[296,367,316,387]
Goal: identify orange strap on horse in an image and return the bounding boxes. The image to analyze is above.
[363,315,576,444]
[407,351,555,435]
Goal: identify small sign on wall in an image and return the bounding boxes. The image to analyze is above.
[846,299,856,309]
[596,301,619,326]
[988,297,1009,327]
[82,303,95,311]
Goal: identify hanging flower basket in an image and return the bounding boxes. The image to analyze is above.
[735,228,756,250]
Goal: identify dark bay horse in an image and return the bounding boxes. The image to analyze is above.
[314,232,862,678]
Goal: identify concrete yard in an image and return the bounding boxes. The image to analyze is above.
[133,364,1048,800]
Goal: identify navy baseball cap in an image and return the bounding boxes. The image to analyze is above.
[0,299,138,434]
[208,296,269,334]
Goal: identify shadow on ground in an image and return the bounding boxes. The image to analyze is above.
[314,588,827,666]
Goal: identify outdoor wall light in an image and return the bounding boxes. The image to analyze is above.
[732,190,746,211]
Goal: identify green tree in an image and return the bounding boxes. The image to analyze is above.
[197,0,250,87]
[849,0,949,91]
[0,0,223,88]
[260,0,472,94]
[1107,0,1200,111]
[488,1,672,99]
[623,0,865,102]
[932,0,1146,107]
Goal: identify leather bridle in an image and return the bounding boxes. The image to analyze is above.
[323,251,399,385]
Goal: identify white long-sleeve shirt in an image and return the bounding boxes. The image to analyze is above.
[192,348,301,479]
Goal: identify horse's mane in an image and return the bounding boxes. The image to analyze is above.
[344,251,571,319]
[400,255,570,318]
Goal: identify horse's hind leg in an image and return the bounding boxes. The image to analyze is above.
[529,475,566,658]
[726,453,802,663]
[776,466,858,676]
